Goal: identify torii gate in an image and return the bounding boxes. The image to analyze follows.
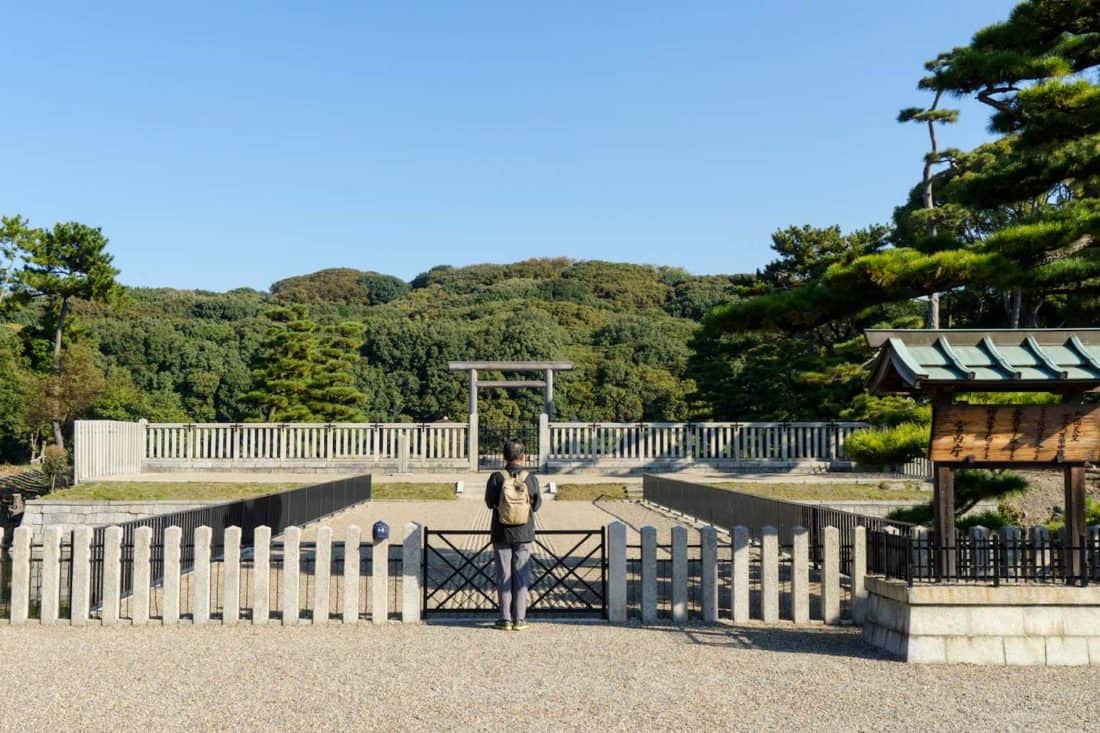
[448,361,573,471]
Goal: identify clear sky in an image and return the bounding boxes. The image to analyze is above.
[3,1,1017,292]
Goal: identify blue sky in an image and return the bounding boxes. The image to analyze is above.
[2,1,1016,291]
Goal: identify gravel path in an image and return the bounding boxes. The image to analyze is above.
[1,623,1094,732]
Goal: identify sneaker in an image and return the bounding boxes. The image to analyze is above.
[511,621,530,631]
[493,619,512,631]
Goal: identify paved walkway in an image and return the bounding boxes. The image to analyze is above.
[2,623,1093,731]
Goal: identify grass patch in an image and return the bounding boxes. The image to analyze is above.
[556,483,632,501]
[712,482,930,502]
[372,483,456,501]
[46,482,304,502]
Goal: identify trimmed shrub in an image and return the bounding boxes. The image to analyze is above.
[845,422,928,468]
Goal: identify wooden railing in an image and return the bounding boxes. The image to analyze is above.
[546,421,869,465]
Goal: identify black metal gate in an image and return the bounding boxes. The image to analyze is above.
[478,420,540,470]
[422,529,606,617]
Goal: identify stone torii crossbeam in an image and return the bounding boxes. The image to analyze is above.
[447,361,574,470]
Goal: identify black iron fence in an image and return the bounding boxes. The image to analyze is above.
[868,529,1100,586]
[89,474,372,607]
[422,528,605,616]
[642,475,910,558]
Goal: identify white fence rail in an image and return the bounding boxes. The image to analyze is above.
[73,420,145,484]
[144,422,468,462]
[74,419,932,480]
[547,421,869,467]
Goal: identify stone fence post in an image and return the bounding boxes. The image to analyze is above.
[731,525,750,623]
[102,526,123,626]
[791,525,809,624]
[852,526,867,625]
[700,526,718,623]
[192,526,212,625]
[823,526,840,625]
[282,526,301,626]
[40,526,63,625]
[343,525,362,623]
[761,526,779,623]
[402,523,422,623]
[71,527,93,626]
[671,526,688,625]
[372,529,389,624]
[607,522,627,623]
[133,526,152,625]
[223,526,241,625]
[253,526,271,625]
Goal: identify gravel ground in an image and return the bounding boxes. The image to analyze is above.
[1,623,1095,732]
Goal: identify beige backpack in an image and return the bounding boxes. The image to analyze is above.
[496,470,531,526]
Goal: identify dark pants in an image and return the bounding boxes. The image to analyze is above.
[493,542,532,622]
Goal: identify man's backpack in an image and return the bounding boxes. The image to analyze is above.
[496,470,531,526]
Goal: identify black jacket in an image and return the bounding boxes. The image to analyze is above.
[484,463,542,545]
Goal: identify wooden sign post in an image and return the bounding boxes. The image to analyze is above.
[930,403,1098,577]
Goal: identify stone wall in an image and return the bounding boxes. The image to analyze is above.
[21,499,222,538]
[863,576,1100,665]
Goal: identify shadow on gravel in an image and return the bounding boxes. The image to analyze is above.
[644,624,897,661]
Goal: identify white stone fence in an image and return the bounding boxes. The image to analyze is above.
[3,521,867,627]
[609,523,864,625]
[4,523,425,626]
[74,420,469,482]
[546,421,869,471]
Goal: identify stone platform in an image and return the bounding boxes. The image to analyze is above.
[863,576,1100,665]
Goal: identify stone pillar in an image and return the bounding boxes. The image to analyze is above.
[851,526,867,625]
[822,526,840,625]
[10,526,31,625]
[468,412,479,473]
[607,522,627,623]
[132,526,152,625]
[538,413,550,472]
[223,526,241,625]
[731,525,750,623]
[102,526,123,625]
[468,369,479,472]
[314,527,332,625]
[282,526,301,626]
[640,526,657,624]
[1029,524,1051,579]
[71,526,93,626]
[40,526,63,625]
[253,526,271,625]
[700,526,718,623]
[192,526,212,624]
[544,369,554,418]
[343,525,362,623]
[791,525,809,625]
[163,526,182,625]
[372,532,389,624]
[397,433,410,474]
[671,526,688,625]
[761,526,779,623]
[402,523,422,623]
[969,525,991,580]
[999,525,1022,580]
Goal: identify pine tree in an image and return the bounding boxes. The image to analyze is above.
[307,321,367,421]
[712,0,1100,332]
[245,306,320,421]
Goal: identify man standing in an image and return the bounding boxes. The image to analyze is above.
[484,439,542,630]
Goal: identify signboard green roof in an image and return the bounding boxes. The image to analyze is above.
[864,329,1100,393]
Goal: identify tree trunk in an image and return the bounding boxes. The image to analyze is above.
[926,293,940,329]
[921,92,944,331]
[1006,288,1022,328]
[51,297,70,452]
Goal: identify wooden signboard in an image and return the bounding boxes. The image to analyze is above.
[930,404,1100,464]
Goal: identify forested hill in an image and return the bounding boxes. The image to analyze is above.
[1,259,756,452]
